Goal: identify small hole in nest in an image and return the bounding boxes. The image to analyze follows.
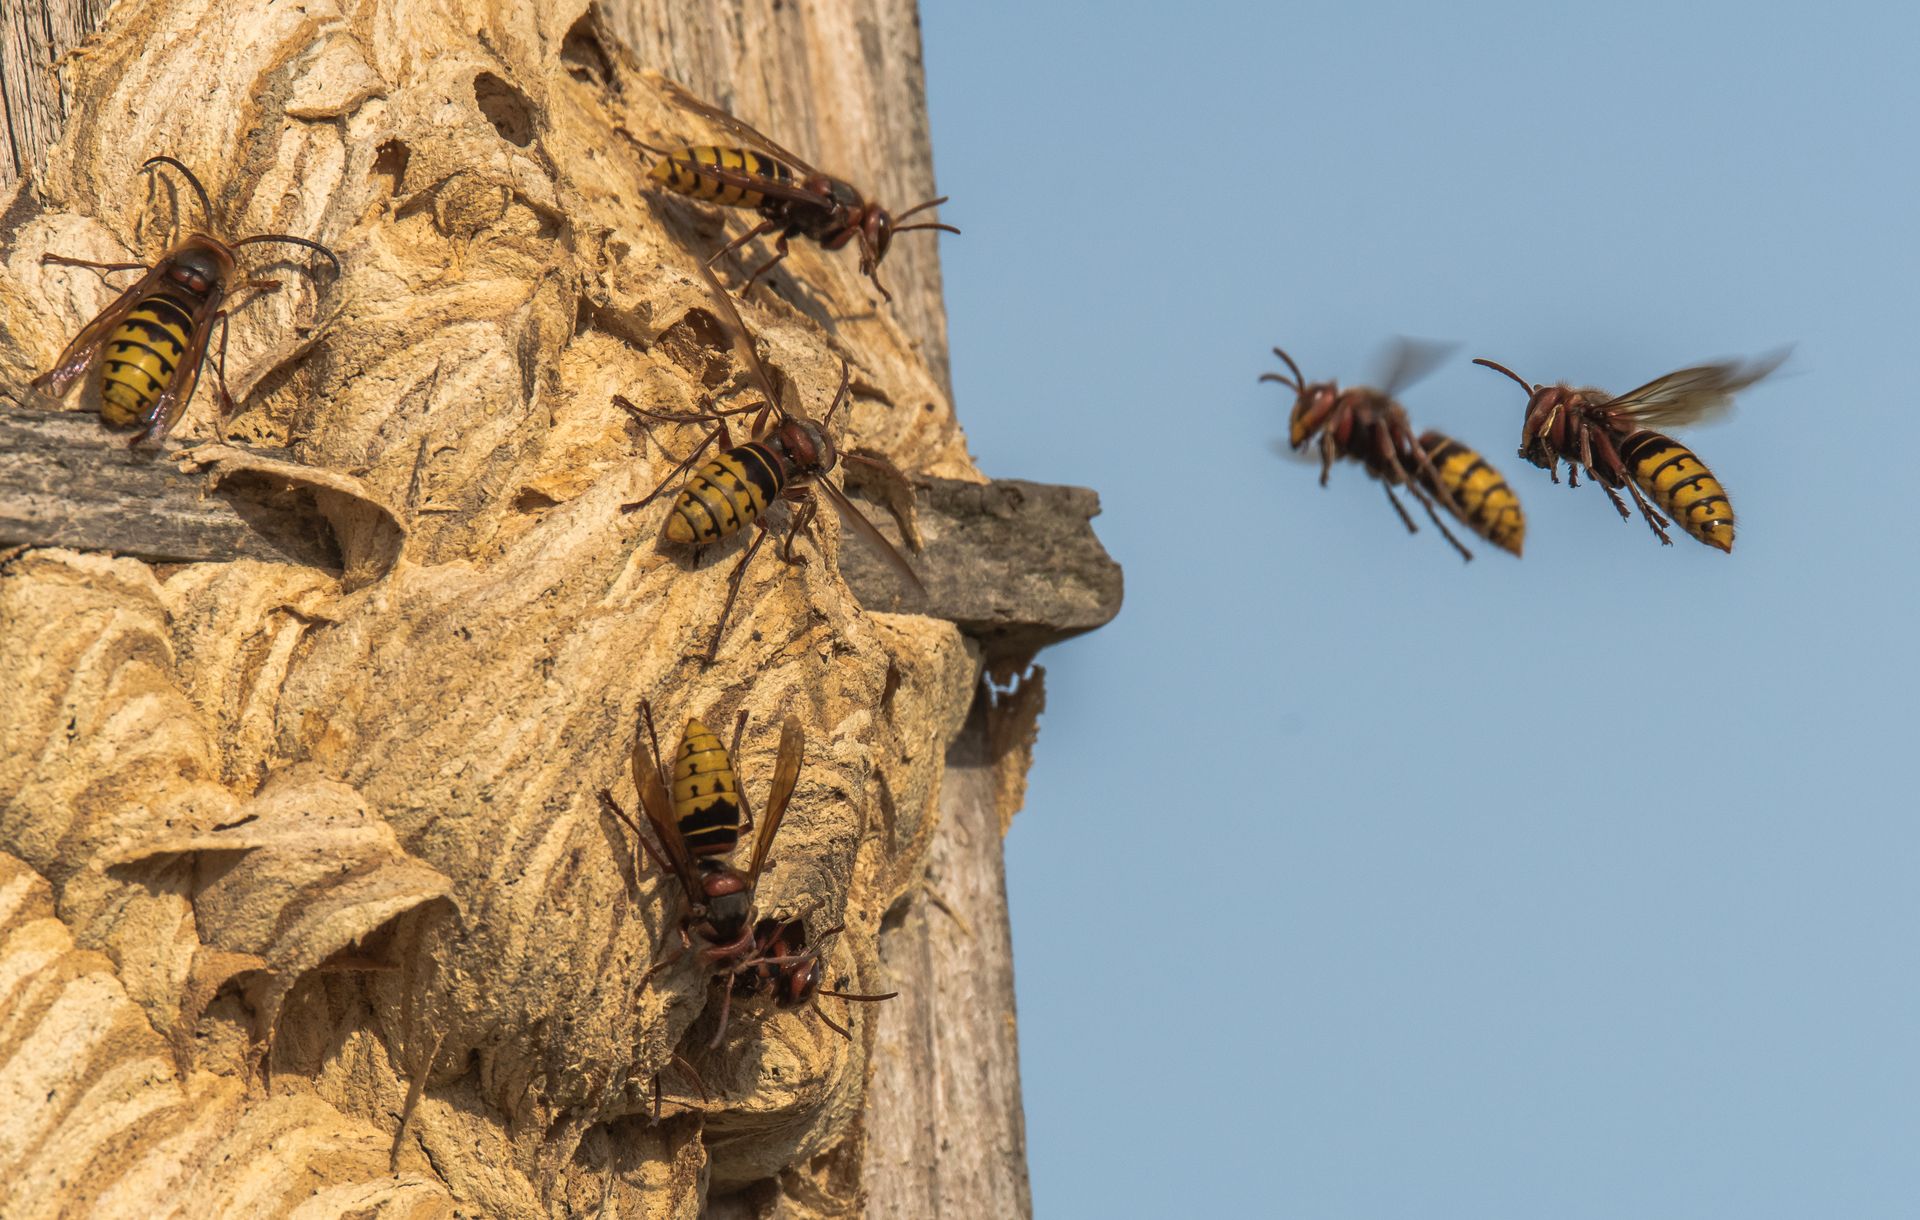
[657,307,735,386]
[878,893,911,934]
[474,72,536,147]
[561,15,614,87]
[372,139,410,197]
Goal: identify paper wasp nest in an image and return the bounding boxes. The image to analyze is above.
[0,1,980,1214]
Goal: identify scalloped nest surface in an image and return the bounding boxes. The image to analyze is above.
[0,1,981,1215]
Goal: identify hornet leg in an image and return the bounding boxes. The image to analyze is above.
[1597,481,1632,522]
[1385,447,1472,562]
[1405,438,1468,523]
[703,523,771,663]
[861,232,896,304]
[209,312,236,439]
[1405,482,1474,562]
[1380,482,1420,535]
[621,418,733,513]
[708,218,778,268]
[598,789,672,891]
[222,277,285,316]
[641,925,691,983]
[779,487,819,565]
[1586,429,1640,526]
[740,232,793,294]
[669,1053,710,1105]
[707,977,738,1049]
[39,254,149,275]
[1620,477,1675,546]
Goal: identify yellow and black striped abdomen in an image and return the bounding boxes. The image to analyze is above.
[649,146,794,209]
[1418,432,1526,557]
[98,294,195,427]
[1621,430,1734,552]
[666,441,786,546]
[673,718,743,858]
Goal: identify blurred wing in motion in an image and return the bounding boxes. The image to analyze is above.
[1607,349,1788,429]
[1376,337,1459,399]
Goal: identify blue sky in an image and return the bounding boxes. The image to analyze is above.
[921,1,1919,1215]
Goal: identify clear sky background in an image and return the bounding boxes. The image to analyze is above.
[919,2,1918,1216]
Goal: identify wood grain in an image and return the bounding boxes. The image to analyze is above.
[862,693,1034,1218]
[0,0,112,192]
[0,408,340,567]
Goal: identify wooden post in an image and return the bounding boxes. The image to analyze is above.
[862,692,1035,1217]
[0,0,112,192]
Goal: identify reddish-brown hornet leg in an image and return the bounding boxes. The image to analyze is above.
[1385,446,1473,562]
[740,231,795,294]
[1379,481,1420,535]
[779,486,818,565]
[1619,476,1675,546]
[708,217,779,268]
[704,523,772,663]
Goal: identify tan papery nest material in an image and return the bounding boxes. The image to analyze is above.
[0,1,985,1214]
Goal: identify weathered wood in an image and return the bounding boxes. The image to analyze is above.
[0,0,114,192]
[0,407,340,567]
[862,692,1033,1218]
[0,407,1121,660]
[842,476,1123,662]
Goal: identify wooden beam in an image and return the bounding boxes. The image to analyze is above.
[0,406,1122,656]
[839,474,1123,662]
[0,408,341,568]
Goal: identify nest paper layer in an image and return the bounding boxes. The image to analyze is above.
[0,0,981,1214]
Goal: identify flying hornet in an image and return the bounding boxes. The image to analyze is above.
[636,77,958,303]
[31,156,340,446]
[600,701,805,1047]
[1472,351,1785,552]
[730,916,897,1041]
[618,262,924,662]
[1263,340,1526,560]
